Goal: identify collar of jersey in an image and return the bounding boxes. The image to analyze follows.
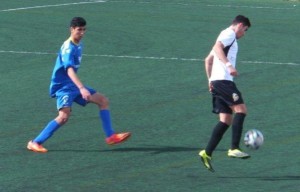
[68,37,80,45]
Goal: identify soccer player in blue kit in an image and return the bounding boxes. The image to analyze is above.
[27,17,131,153]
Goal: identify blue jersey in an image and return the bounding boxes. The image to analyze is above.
[50,38,83,97]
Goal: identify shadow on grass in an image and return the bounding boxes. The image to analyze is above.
[218,175,300,181]
[50,145,200,154]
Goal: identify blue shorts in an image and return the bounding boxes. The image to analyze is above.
[54,86,96,110]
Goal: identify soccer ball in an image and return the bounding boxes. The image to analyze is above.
[244,129,264,149]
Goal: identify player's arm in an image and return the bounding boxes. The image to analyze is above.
[204,51,214,91]
[67,67,91,100]
[205,51,214,80]
[213,41,237,76]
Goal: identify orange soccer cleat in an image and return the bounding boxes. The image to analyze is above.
[27,140,48,153]
[105,132,131,145]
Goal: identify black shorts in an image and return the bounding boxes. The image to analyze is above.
[211,80,244,114]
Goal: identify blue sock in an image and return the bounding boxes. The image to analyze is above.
[33,120,60,144]
[99,110,115,137]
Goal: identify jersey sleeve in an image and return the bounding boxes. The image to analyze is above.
[216,29,236,47]
[60,42,75,70]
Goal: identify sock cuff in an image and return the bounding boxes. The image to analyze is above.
[235,113,246,117]
[100,109,109,114]
[51,120,60,126]
[219,121,230,128]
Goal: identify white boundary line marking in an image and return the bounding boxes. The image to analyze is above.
[0,50,299,66]
[240,61,300,66]
[0,0,106,12]
[105,1,296,10]
[206,4,295,10]
[0,1,296,12]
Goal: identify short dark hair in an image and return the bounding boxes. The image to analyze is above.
[70,17,86,28]
[232,15,251,27]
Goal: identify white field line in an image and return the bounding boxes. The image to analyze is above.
[0,50,299,66]
[206,4,295,10]
[0,1,296,12]
[240,61,300,66]
[105,1,297,10]
[0,1,106,12]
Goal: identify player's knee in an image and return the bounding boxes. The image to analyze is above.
[90,93,109,109]
[56,110,71,125]
[98,96,109,109]
[239,108,247,114]
[232,104,247,114]
[102,99,109,109]
[56,115,69,125]
[61,116,69,124]
[220,114,232,125]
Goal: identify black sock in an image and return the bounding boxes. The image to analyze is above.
[205,121,229,156]
[231,113,246,149]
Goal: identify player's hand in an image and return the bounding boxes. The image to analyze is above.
[227,65,238,76]
[208,82,213,92]
[80,87,91,100]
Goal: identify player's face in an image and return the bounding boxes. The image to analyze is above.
[236,23,248,39]
[70,26,86,43]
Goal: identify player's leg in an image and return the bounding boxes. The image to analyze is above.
[199,94,233,172]
[205,113,232,156]
[204,95,233,156]
[230,103,247,149]
[27,108,71,153]
[88,92,114,137]
[199,113,232,172]
[88,92,131,145]
[27,91,74,153]
[33,108,71,143]
[228,103,250,158]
